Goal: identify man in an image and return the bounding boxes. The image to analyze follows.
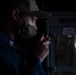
[0,0,51,75]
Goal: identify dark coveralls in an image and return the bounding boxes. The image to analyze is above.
[0,31,45,75]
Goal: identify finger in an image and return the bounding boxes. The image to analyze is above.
[44,34,51,41]
[48,37,51,41]
[39,34,45,42]
[42,37,51,44]
[43,40,51,46]
[45,45,49,50]
[44,34,50,38]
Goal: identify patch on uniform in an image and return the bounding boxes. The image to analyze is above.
[9,40,14,46]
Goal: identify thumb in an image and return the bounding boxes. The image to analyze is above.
[39,34,45,42]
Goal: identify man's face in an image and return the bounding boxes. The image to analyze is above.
[17,12,38,29]
[16,13,38,41]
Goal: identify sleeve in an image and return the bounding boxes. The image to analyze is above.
[0,42,20,75]
[20,55,45,75]
[0,55,20,75]
[30,57,45,75]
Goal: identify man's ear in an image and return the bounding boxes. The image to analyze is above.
[12,8,19,21]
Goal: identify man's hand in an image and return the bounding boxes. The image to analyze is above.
[33,34,51,62]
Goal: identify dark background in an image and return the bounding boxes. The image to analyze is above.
[36,0,76,12]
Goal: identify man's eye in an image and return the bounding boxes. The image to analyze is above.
[32,17,37,21]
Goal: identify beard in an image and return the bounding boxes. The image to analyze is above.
[15,22,37,46]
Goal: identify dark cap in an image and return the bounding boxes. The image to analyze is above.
[0,0,52,19]
[17,0,52,19]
